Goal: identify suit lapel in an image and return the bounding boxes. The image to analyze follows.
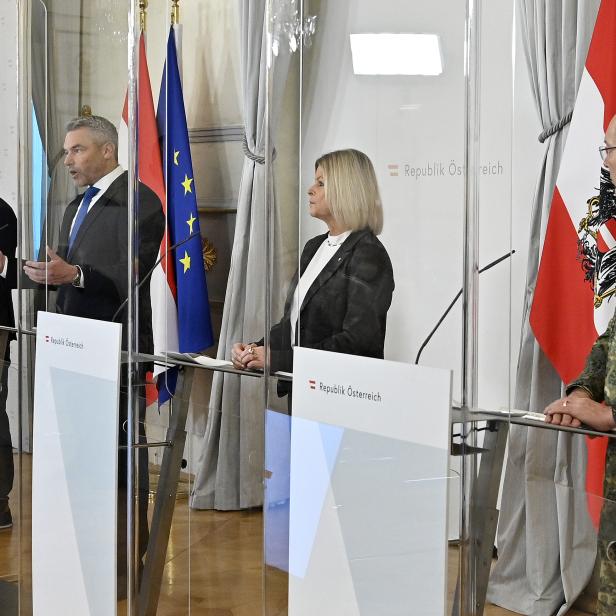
[67,197,107,259]
[58,198,80,259]
[67,173,126,259]
[299,230,367,313]
[281,232,327,315]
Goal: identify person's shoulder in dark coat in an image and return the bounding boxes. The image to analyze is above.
[0,198,17,331]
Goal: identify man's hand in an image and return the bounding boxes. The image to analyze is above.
[23,246,77,286]
[545,388,616,431]
[0,250,5,274]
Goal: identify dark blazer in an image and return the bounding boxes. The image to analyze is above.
[55,171,164,354]
[0,199,17,344]
[267,228,394,380]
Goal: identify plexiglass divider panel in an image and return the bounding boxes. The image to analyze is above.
[264,0,473,614]
[490,3,616,616]
[0,2,20,614]
[139,1,268,614]
[15,1,142,612]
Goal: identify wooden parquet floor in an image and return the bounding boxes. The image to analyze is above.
[0,454,592,615]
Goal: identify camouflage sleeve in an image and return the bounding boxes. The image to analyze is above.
[566,315,616,402]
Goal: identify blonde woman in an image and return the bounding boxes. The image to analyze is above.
[232,149,394,394]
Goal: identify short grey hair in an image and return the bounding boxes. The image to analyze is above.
[315,149,384,234]
[65,115,118,158]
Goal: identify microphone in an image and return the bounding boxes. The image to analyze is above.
[111,231,201,323]
[414,250,515,364]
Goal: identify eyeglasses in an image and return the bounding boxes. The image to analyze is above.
[599,145,616,161]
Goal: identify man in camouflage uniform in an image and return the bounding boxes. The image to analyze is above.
[545,113,616,615]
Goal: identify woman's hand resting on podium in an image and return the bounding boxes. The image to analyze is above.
[231,342,265,370]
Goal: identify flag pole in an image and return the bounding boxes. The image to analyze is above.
[126,0,140,610]
[130,2,148,613]
[139,0,148,33]
[458,0,481,613]
[171,1,182,77]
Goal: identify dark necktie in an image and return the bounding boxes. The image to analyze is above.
[68,185,100,251]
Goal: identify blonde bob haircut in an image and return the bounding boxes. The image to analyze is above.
[315,149,383,235]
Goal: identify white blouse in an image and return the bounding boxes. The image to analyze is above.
[289,230,352,345]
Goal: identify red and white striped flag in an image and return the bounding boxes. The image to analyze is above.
[119,33,179,405]
[530,0,616,525]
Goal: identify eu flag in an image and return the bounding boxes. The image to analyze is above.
[157,28,214,354]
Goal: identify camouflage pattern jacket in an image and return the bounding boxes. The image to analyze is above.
[568,314,616,406]
[568,316,616,615]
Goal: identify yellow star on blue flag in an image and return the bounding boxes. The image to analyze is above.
[181,174,193,195]
[186,212,197,234]
[179,250,191,273]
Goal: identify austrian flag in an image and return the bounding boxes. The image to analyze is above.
[530,0,616,525]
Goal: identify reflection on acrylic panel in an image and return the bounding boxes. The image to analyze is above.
[280,348,452,616]
[265,408,292,572]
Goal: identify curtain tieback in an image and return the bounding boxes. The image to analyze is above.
[242,135,276,164]
[538,111,573,143]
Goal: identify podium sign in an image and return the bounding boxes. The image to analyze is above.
[290,348,452,616]
[32,312,121,616]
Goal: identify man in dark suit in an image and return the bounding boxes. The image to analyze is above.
[0,198,16,529]
[23,115,165,592]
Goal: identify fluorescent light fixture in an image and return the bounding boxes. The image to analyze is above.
[350,33,443,76]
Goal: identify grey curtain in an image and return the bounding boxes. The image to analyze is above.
[190,0,291,510]
[487,1,601,614]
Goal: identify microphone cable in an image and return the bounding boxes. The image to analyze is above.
[414,250,515,364]
[111,231,201,323]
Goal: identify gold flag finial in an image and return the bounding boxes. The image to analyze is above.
[171,0,180,25]
[139,0,148,32]
[80,105,92,117]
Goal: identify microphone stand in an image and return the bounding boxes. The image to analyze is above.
[414,250,515,364]
[111,231,200,323]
